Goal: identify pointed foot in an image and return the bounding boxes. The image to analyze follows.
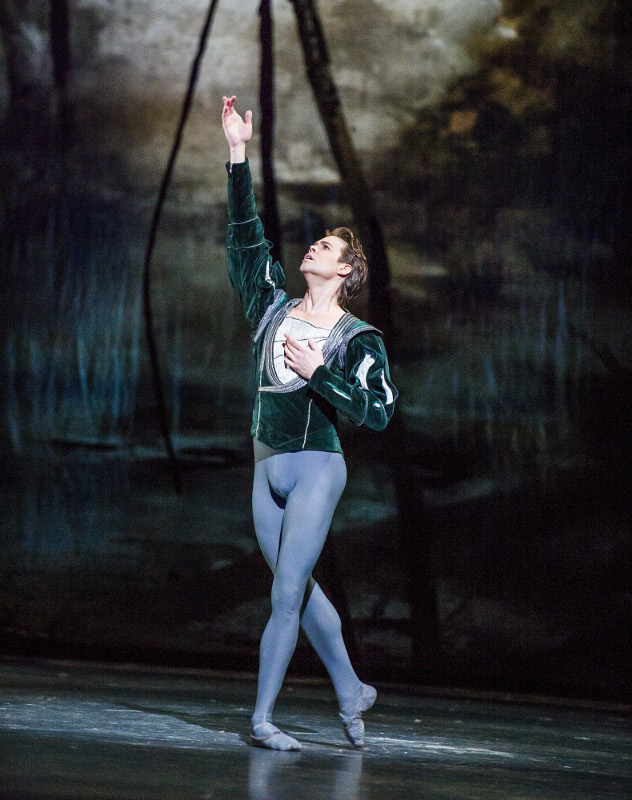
[339,684,377,747]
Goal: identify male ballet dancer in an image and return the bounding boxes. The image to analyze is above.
[222,95,397,750]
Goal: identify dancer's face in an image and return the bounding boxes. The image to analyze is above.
[299,236,351,282]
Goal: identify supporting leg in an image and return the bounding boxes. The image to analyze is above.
[250,448,367,746]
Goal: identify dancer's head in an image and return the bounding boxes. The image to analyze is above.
[328,227,368,307]
[299,227,368,308]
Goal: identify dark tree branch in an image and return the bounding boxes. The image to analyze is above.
[261,0,363,666]
[387,416,442,678]
[142,0,221,493]
[0,0,33,106]
[259,0,283,263]
[48,0,74,148]
[290,0,442,679]
[289,0,391,337]
[0,1,52,142]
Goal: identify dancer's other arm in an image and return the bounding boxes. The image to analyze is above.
[222,95,286,327]
[284,331,397,431]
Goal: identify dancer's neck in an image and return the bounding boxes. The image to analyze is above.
[292,288,346,326]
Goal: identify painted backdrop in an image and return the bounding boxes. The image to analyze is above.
[1,0,630,700]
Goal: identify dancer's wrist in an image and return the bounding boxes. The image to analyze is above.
[230,143,246,164]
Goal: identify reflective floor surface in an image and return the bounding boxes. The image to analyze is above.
[0,658,630,799]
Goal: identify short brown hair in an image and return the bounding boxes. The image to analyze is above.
[327,226,368,307]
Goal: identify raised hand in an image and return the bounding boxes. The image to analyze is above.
[222,95,253,156]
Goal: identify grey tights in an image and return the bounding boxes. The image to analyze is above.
[251,439,363,729]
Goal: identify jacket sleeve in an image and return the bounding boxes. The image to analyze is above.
[307,332,398,431]
[226,159,286,328]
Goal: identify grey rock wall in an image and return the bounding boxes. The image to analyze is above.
[0,0,630,698]
[2,0,502,197]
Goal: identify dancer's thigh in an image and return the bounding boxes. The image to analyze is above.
[274,451,347,585]
[252,462,285,571]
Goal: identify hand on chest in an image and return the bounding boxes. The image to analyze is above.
[274,316,331,384]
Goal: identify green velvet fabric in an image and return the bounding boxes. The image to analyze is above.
[226,160,397,453]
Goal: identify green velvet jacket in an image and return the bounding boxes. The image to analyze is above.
[226,159,397,454]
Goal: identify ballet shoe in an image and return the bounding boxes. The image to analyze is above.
[339,683,377,747]
[250,723,302,751]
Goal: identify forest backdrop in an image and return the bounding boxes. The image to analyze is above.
[0,0,630,701]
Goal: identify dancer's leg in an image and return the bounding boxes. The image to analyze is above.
[252,449,346,723]
[252,466,361,705]
[300,579,377,744]
[300,578,363,707]
[251,448,363,744]
[252,446,362,703]
[250,460,302,750]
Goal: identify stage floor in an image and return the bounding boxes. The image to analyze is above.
[0,658,629,799]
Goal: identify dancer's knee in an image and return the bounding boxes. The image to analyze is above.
[270,576,305,617]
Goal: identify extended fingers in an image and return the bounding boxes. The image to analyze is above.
[222,95,236,114]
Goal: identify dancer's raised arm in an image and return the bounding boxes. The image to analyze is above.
[223,95,287,327]
[222,94,252,164]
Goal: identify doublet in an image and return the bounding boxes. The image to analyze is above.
[226,159,397,454]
